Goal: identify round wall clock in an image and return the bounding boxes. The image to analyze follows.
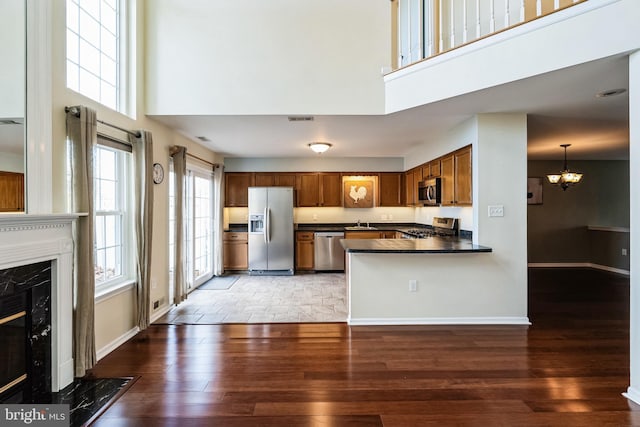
[152,162,164,184]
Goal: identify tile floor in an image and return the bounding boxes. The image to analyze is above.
[154,273,348,324]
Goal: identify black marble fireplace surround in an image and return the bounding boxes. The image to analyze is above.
[0,260,52,403]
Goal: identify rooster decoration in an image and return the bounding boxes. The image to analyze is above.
[349,185,368,204]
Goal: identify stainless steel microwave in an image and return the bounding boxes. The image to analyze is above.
[418,178,441,206]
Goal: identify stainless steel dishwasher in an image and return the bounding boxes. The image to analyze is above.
[314,232,345,271]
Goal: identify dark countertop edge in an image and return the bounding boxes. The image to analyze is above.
[225,223,474,238]
[343,247,492,254]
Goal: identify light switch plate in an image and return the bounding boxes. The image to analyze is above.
[488,205,504,217]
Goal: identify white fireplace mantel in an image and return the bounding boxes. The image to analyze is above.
[0,214,80,392]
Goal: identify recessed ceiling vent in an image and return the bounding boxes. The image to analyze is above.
[287,116,314,122]
[196,136,211,142]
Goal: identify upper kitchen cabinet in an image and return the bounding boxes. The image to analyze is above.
[423,160,441,178]
[274,173,297,187]
[404,167,422,206]
[378,173,404,207]
[253,172,276,186]
[296,173,320,207]
[297,173,341,207]
[319,173,341,207]
[440,145,472,206]
[225,172,253,207]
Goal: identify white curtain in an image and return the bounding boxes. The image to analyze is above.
[213,164,225,275]
[65,105,97,377]
[170,145,188,304]
[130,130,154,329]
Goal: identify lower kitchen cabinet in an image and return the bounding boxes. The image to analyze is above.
[223,232,248,270]
[295,231,314,270]
[345,230,399,239]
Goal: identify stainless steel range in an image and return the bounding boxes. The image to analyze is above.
[403,217,459,239]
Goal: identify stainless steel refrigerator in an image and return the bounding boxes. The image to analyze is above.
[248,187,294,275]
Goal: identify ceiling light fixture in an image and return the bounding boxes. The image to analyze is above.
[596,88,626,98]
[308,142,332,154]
[546,144,583,191]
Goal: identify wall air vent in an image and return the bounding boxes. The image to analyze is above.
[287,116,314,122]
[196,136,211,142]
[0,119,21,125]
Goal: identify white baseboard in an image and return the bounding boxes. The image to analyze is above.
[151,303,172,323]
[96,326,140,361]
[528,262,629,276]
[348,317,531,326]
[623,386,640,405]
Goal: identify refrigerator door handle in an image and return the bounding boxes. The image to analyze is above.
[266,207,271,243]
[263,207,268,244]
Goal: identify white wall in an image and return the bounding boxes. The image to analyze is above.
[625,49,640,405]
[385,0,640,113]
[145,0,391,115]
[0,0,25,118]
[225,157,404,173]
[41,1,222,357]
[0,151,24,173]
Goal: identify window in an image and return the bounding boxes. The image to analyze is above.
[94,143,133,289]
[66,0,126,113]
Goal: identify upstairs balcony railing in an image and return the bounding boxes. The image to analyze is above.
[395,0,587,69]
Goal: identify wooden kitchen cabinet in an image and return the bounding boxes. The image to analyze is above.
[440,145,472,206]
[296,173,320,207]
[454,146,472,205]
[378,173,404,206]
[319,173,341,207]
[344,231,382,239]
[379,231,397,239]
[423,160,441,178]
[274,173,297,187]
[225,173,253,207]
[295,231,314,270]
[404,167,422,206]
[0,172,24,212]
[223,232,248,270]
[253,173,275,186]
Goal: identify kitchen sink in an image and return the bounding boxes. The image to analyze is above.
[345,226,378,230]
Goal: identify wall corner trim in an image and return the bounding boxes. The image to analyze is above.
[623,387,640,406]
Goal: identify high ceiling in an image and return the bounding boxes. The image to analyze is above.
[150,54,630,161]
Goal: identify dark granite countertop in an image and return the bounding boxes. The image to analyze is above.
[340,237,492,254]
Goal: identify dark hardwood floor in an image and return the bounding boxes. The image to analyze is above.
[90,268,640,426]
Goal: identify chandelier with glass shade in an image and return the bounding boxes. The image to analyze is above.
[546,144,583,191]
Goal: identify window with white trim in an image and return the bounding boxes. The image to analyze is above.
[94,142,134,289]
[66,0,127,113]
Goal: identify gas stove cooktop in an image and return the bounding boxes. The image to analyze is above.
[403,217,459,239]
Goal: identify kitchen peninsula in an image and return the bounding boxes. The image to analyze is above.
[341,237,527,326]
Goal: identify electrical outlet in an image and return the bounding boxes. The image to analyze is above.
[488,205,504,217]
[312,213,318,221]
[388,214,393,220]
[622,248,628,256]
[153,300,160,309]
[409,279,417,292]
[381,214,388,220]
[151,278,157,289]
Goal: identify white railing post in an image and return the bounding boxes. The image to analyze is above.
[439,0,444,52]
[462,0,468,43]
[536,0,542,17]
[449,0,456,49]
[489,0,496,33]
[520,0,526,23]
[426,0,435,57]
[554,0,560,10]
[504,0,510,28]
[475,0,481,39]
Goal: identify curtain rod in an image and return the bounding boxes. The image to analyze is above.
[186,152,219,168]
[65,106,142,138]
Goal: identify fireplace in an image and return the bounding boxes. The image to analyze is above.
[0,214,78,397]
[0,261,52,403]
